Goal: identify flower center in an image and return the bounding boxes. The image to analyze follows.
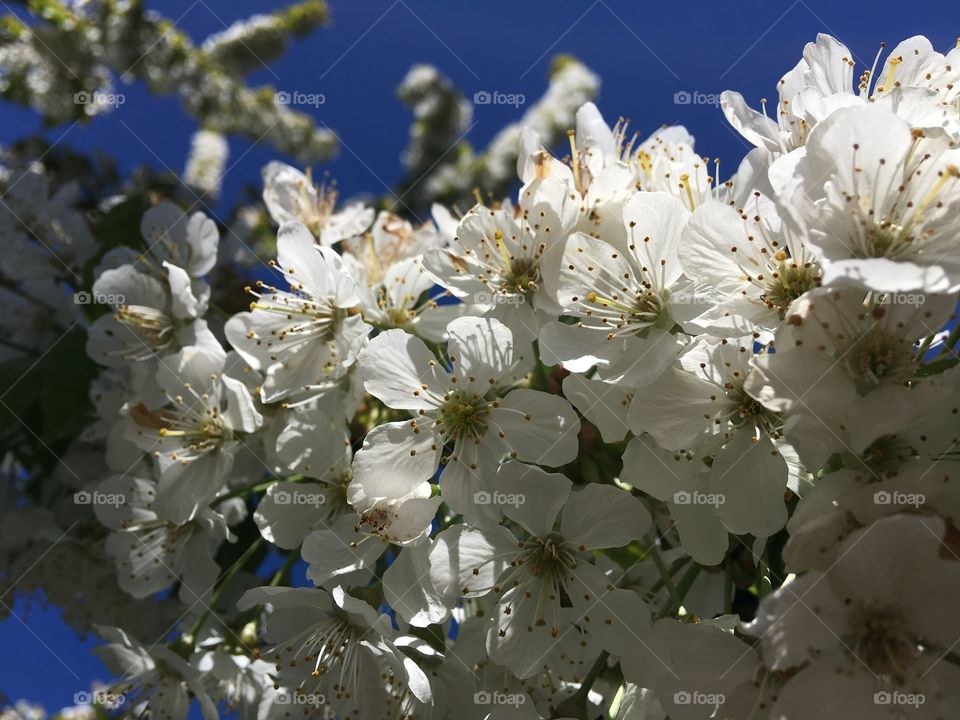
[131,398,231,451]
[632,288,673,329]
[503,257,540,296]
[863,224,901,258]
[860,434,916,477]
[847,602,915,681]
[843,327,914,394]
[522,534,576,578]
[436,391,490,441]
[849,161,959,260]
[729,385,781,436]
[581,287,676,334]
[385,306,410,327]
[114,305,175,354]
[763,259,821,316]
[274,612,360,687]
[246,281,349,343]
[159,416,229,450]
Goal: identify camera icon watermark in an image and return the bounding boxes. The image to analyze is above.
[274,490,326,507]
[473,490,525,507]
[673,90,720,107]
[874,690,925,707]
[673,490,725,508]
[473,90,526,108]
[74,91,125,109]
[473,691,526,706]
[673,690,725,706]
[74,690,125,709]
[74,291,125,305]
[873,490,925,508]
[74,490,126,508]
[878,292,926,306]
[669,287,715,306]
[473,291,525,305]
[274,90,325,107]
[275,691,326,706]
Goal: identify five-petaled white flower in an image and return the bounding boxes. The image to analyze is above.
[226,220,372,403]
[350,316,580,525]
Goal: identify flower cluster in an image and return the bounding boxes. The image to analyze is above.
[2,30,960,720]
[0,0,334,162]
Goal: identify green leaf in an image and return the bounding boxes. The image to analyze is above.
[37,329,99,443]
[916,356,959,377]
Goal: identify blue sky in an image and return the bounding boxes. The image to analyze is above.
[2,0,959,710]
[4,0,960,217]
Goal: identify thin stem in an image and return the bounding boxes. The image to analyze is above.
[724,561,734,614]
[270,550,299,587]
[647,542,682,611]
[213,474,305,504]
[757,547,773,598]
[915,332,937,359]
[647,555,691,595]
[656,562,701,619]
[580,650,609,694]
[207,302,232,321]
[530,339,550,391]
[187,537,265,648]
[931,322,960,360]
[561,649,609,713]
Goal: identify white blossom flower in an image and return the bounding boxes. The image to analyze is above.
[628,336,791,542]
[91,202,220,357]
[98,475,232,602]
[0,169,96,281]
[350,316,578,524]
[627,125,722,212]
[86,261,223,407]
[193,649,275,720]
[781,368,960,571]
[426,463,651,678]
[520,101,723,216]
[124,345,262,523]
[748,514,960,719]
[539,191,699,387]
[261,161,373,244]
[136,200,221,280]
[94,625,218,720]
[770,103,960,293]
[301,487,442,588]
[721,34,960,165]
[422,177,578,342]
[721,33,856,160]
[518,103,638,245]
[344,254,469,341]
[226,220,372,403]
[619,617,768,720]
[745,286,956,470]
[680,195,823,337]
[236,585,432,718]
[183,129,229,198]
[342,209,449,284]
